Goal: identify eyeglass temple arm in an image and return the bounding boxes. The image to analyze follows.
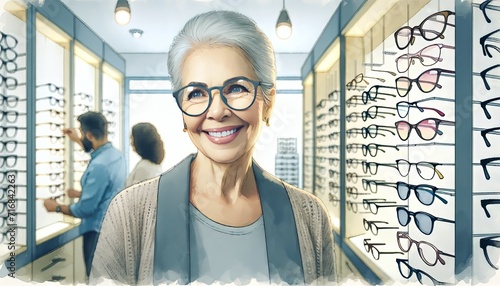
[366,220,389,225]
[485,44,500,58]
[378,226,400,230]
[481,199,500,218]
[377,144,400,151]
[433,167,445,180]
[363,76,386,82]
[437,217,455,224]
[378,127,396,136]
[376,182,397,188]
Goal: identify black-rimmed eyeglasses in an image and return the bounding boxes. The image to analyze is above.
[475,127,500,147]
[477,0,500,23]
[396,181,453,206]
[0,32,18,49]
[395,68,455,97]
[395,118,455,141]
[363,198,404,215]
[361,85,397,104]
[480,64,500,90]
[480,157,500,180]
[479,28,500,58]
[394,10,455,50]
[396,258,453,285]
[481,199,500,218]
[477,96,500,119]
[0,94,19,108]
[346,73,385,91]
[172,76,272,117]
[363,238,403,260]
[36,83,65,95]
[363,219,399,235]
[397,207,455,235]
[362,105,396,121]
[480,235,500,269]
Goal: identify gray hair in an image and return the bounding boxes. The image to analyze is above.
[167,10,276,106]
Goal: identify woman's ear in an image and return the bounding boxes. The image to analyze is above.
[263,88,276,123]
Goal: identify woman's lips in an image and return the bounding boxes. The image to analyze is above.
[203,126,244,144]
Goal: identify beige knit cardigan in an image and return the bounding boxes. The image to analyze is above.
[90,176,336,285]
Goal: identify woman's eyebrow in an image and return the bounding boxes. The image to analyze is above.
[186,81,208,87]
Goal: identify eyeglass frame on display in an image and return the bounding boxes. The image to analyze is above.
[477,0,500,23]
[480,199,500,218]
[393,10,455,50]
[396,181,453,205]
[0,126,26,138]
[362,198,405,215]
[363,238,404,260]
[361,85,397,104]
[346,73,385,91]
[474,96,500,120]
[396,159,445,180]
[0,141,25,153]
[362,105,396,121]
[362,161,397,175]
[479,28,500,58]
[36,83,66,95]
[480,235,500,269]
[395,43,455,73]
[395,68,455,97]
[0,31,18,49]
[361,124,397,139]
[396,207,455,235]
[479,157,500,180]
[396,258,453,285]
[473,127,500,147]
[394,118,455,141]
[396,97,449,118]
[363,219,399,236]
[479,64,500,90]
[396,231,455,267]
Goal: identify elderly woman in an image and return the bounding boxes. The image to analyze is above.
[90,10,335,285]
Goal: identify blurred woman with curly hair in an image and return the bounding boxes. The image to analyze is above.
[125,122,165,187]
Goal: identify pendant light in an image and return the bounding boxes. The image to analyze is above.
[276,0,292,40]
[114,0,131,26]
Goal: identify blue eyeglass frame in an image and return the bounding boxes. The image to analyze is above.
[172,76,273,117]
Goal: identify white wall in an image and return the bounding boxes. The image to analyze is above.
[122,53,308,77]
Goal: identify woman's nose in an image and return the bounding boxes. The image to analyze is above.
[206,89,231,120]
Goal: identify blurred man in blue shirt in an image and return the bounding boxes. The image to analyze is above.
[43,111,126,277]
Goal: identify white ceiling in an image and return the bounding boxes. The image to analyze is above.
[61,0,341,54]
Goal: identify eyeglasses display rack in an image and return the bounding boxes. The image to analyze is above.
[303,77,314,193]
[1,0,126,282]
[102,68,123,151]
[0,22,28,259]
[275,137,299,187]
[301,0,498,284]
[472,0,500,283]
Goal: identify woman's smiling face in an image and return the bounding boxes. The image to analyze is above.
[180,46,273,164]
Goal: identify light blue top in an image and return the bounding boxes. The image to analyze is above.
[189,203,270,285]
[70,142,126,232]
